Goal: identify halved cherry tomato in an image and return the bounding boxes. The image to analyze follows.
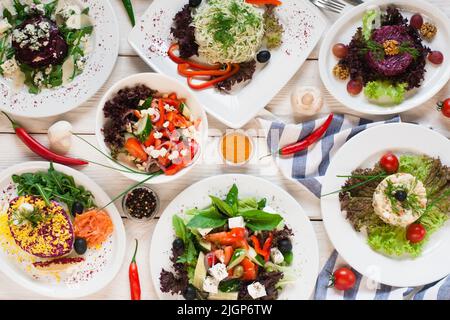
[331,267,356,291]
[214,249,225,263]
[406,223,426,243]
[380,152,399,174]
[438,98,450,118]
[206,252,216,267]
[241,258,257,281]
[224,246,234,265]
[124,138,148,161]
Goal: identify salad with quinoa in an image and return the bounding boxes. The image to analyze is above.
[0,0,93,93]
[102,85,201,176]
[160,184,295,300]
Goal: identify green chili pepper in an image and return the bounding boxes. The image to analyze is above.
[122,0,136,27]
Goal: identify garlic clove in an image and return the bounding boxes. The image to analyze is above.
[290,86,323,116]
[48,121,73,155]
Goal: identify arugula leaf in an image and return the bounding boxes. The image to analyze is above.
[257,198,267,210]
[172,215,187,243]
[239,210,283,231]
[210,195,235,217]
[44,0,58,18]
[187,209,227,229]
[225,183,238,214]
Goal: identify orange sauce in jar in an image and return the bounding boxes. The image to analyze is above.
[220,132,253,165]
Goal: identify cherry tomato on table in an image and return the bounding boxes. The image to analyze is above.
[380,152,399,174]
[437,98,450,118]
[406,223,426,243]
[330,267,356,291]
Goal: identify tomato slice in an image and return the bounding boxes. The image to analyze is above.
[124,138,148,161]
[224,246,234,265]
[241,258,257,281]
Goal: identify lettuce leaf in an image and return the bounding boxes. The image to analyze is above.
[362,7,381,40]
[364,81,408,105]
[399,155,433,182]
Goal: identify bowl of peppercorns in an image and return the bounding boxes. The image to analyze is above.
[122,186,160,222]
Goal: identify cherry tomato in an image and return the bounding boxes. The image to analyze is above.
[380,152,399,174]
[331,267,356,291]
[205,252,216,267]
[406,223,426,243]
[438,98,450,118]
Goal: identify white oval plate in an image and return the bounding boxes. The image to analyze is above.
[150,174,319,300]
[319,0,450,115]
[0,162,126,298]
[0,0,119,118]
[128,0,326,128]
[321,123,450,287]
[95,73,208,185]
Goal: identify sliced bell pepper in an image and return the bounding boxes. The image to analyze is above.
[163,163,185,176]
[173,113,191,128]
[168,44,221,70]
[246,0,282,6]
[178,63,232,77]
[155,99,165,128]
[187,64,240,90]
[144,130,155,147]
[168,92,177,100]
[162,98,181,108]
[124,137,148,161]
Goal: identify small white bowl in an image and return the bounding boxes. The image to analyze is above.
[95,73,208,184]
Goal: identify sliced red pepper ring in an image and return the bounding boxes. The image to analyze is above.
[178,63,232,77]
[168,44,221,70]
[187,64,240,90]
[246,0,282,6]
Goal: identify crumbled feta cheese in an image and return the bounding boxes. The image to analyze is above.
[203,276,219,294]
[1,58,19,77]
[138,100,145,107]
[270,248,284,264]
[76,57,87,71]
[33,71,44,87]
[168,150,179,161]
[164,104,176,112]
[153,131,163,139]
[182,125,197,139]
[159,147,168,157]
[162,121,170,128]
[44,66,53,75]
[197,228,213,237]
[60,5,81,19]
[208,263,228,281]
[19,203,34,213]
[247,282,267,299]
[149,148,161,159]
[180,149,188,157]
[0,19,11,34]
[228,216,245,229]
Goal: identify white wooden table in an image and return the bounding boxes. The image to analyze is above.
[0,0,448,300]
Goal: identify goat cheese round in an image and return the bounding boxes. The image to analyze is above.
[372,173,427,227]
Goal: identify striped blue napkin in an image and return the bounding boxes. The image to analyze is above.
[259,114,449,300]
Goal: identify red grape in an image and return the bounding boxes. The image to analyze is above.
[347,79,363,95]
[410,13,423,29]
[428,51,444,65]
[332,43,348,59]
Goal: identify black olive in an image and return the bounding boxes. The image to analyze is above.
[183,284,197,300]
[173,238,185,251]
[394,190,408,202]
[189,0,202,7]
[71,201,84,216]
[278,238,292,254]
[74,238,87,255]
[257,50,271,63]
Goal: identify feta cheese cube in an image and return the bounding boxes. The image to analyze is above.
[180,149,188,157]
[202,276,219,294]
[197,228,213,237]
[153,131,163,139]
[159,147,168,157]
[162,121,170,128]
[208,263,228,281]
[228,216,245,229]
[247,282,267,299]
[168,150,179,161]
[270,248,284,264]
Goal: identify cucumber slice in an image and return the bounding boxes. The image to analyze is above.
[180,102,191,119]
[247,247,265,267]
[193,252,206,290]
[227,248,246,270]
[134,114,152,142]
[208,291,239,300]
[198,240,212,252]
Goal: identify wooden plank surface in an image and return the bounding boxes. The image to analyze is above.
[0,0,448,300]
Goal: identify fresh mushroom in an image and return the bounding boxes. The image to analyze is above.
[48,121,73,155]
[290,86,323,115]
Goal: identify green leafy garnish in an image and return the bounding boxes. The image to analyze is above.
[238,210,283,231]
[362,7,380,40]
[186,209,227,229]
[364,81,408,105]
[172,215,188,244]
[210,195,235,217]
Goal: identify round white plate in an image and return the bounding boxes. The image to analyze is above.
[321,123,450,287]
[319,0,450,115]
[0,162,126,298]
[95,73,208,185]
[150,174,319,300]
[0,0,119,118]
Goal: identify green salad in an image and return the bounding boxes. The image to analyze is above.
[340,153,450,257]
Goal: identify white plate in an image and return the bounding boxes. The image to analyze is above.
[95,73,208,184]
[128,0,326,128]
[0,162,126,298]
[150,174,319,300]
[321,123,450,287]
[319,0,450,115]
[0,0,119,118]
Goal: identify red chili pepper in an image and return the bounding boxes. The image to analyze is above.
[129,239,141,300]
[2,112,88,166]
[262,113,334,159]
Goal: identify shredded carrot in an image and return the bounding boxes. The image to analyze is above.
[74,210,114,248]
